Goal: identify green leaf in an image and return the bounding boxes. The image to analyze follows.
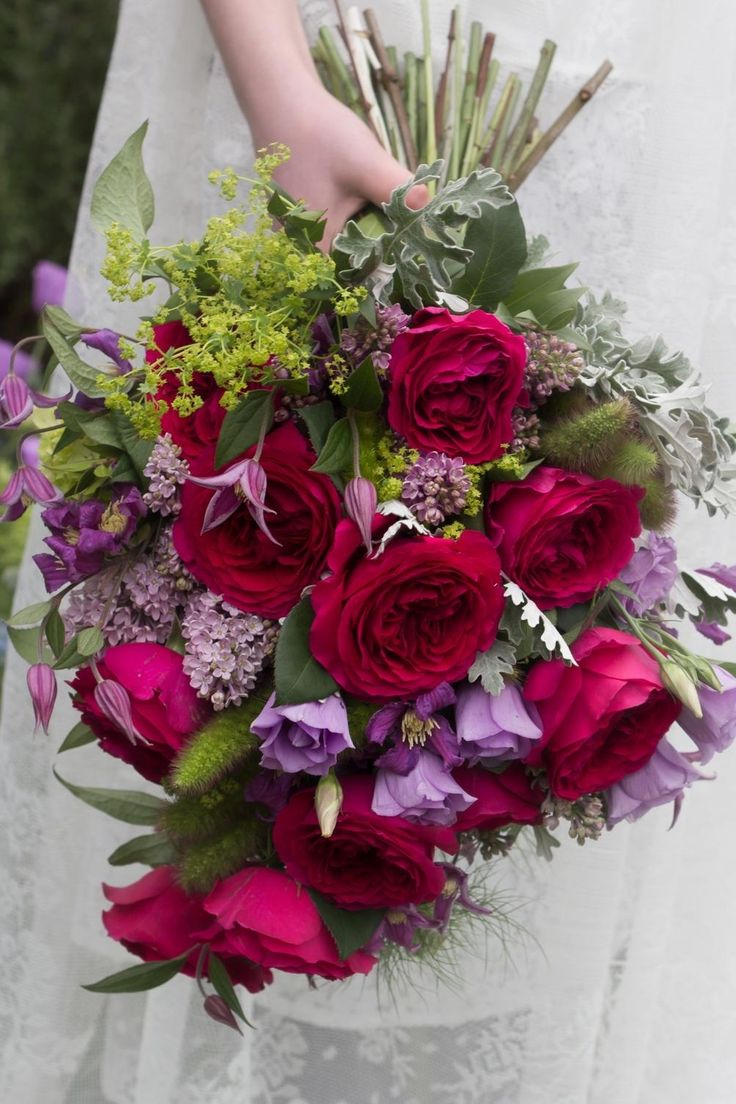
[342,357,383,413]
[6,599,53,628]
[208,953,253,1026]
[308,890,384,960]
[57,721,96,754]
[215,390,273,469]
[45,609,66,658]
[107,832,178,868]
[108,411,155,477]
[77,626,105,656]
[44,306,85,342]
[453,200,528,309]
[54,771,168,825]
[532,287,585,331]
[78,413,126,451]
[6,624,50,665]
[91,120,155,240]
[276,376,310,397]
[299,401,336,454]
[310,417,352,475]
[52,633,86,670]
[82,951,190,994]
[274,597,338,706]
[42,313,110,399]
[504,263,579,314]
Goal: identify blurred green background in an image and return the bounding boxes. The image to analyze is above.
[0,0,120,690]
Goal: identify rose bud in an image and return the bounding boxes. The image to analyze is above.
[93,679,142,744]
[27,662,57,734]
[315,770,343,838]
[344,477,377,553]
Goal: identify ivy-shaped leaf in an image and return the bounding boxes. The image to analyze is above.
[91,120,155,240]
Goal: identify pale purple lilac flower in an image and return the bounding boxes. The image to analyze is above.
[455,681,543,763]
[34,486,145,591]
[79,330,132,372]
[401,451,470,526]
[143,434,189,517]
[27,663,57,734]
[619,532,678,616]
[373,749,475,825]
[340,303,410,374]
[1,465,62,522]
[32,260,67,313]
[433,863,491,933]
[606,738,710,826]
[524,331,584,404]
[678,666,736,764]
[251,693,352,776]
[181,590,277,709]
[510,408,541,452]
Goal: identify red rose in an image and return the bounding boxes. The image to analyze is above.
[453,764,543,831]
[273,775,457,909]
[103,866,270,992]
[387,307,527,463]
[485,465,643,609]
[203,866,376,980]
[310,520,505,702]
[173,423,341,619]
[71,643,211,784]
[523,626,681,799]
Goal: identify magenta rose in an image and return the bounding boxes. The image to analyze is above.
[485,465,643,609]
[173,422,341,619]
[202,866,376,980]
[71,643,211,783]
[103,866,271,992]
[310,519,505,701]
[523,626,681,799]
[453,764,543,831]
[273,775,457,910]
[386,307,527,463]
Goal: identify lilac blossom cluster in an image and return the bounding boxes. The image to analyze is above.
[340,303,410,374]
[401,451,470,525]
[524,331,585,404]
[143,433,189,516]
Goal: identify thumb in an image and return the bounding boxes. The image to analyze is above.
[360,151,431,212]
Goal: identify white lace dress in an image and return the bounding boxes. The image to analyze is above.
[2,2,736,1101]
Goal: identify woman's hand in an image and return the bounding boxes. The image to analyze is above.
[201,0,428,246]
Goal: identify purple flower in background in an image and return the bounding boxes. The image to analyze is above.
[367,682,462,769]
[618,532,678,616]
[33,486,145,591]
[699,562,736,590]
[0,372,68,429]
[20,435,40,468]
[252,692,353,776]
[244,770,293,819]
[433,863,491,933]
[80,329,132,373]
[0,465,62,522]
[678,666,736,764]
[455,680,543,763]
[694,619,731,646]
[32,260,67,313]
[606,738,710,826]
[365,905,437,954]
[0,340,37,381]
[372,749,475,825]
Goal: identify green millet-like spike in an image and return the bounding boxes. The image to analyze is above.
[170,692,270,796]
[638,474,678,531]
[177,818,268,894]
[594,438,660,485]
[541,399,636,472]
[161,779,248,844]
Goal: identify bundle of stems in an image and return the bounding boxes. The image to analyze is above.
[313,2,612,190]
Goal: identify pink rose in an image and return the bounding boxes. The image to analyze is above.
[387,307,527,463]
[453,764,543,831]
[203,866,377,980]
[485,465,643,609]
[71,643,211,784]
[523,626,682,799]
[103,866,271,992]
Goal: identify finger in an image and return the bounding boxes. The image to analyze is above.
[360,154,430,211]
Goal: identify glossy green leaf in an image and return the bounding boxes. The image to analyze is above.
[310,417,352,476]
[42,313,109,399]
[77,626,105,656]
[215,390,273,469]
[274,597,338,706]
[342,357,383,412]
[82,951,190,994]
[107,832,178,868]
[45,609,66,657]
[299,401,336,454]
[453,200,528,309]
[54,771,168,825]
[308,890,384,961]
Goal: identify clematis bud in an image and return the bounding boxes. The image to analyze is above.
[315,770,343,838]
[0,371,71,431]
[238,459,280,546]
[93,679,142,743]
[660,660,703,718]
[0,465,63,522]
[202,994,242,1034]
[27,662,57,734]
[344,477,377,553]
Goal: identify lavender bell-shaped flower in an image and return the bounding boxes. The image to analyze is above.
[678,666,736,763]
[189,457,280,543]
[344,476,377,553]
[93,680,142,744]
[455,681,543,763]
[252,692,353,776]
[27,663,58,734]
[0,465,62,522]
[606,738,711,826]
[372,749,475,826]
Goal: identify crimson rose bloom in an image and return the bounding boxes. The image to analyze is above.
[203,867,376,980]
[273,775,457,909]
[387,306,527,463]
[523,626,681,799]
[71,643,211,783]
[174,423,341,618]
[310,520,505,701]
[103,866,271,992]
[453,764,543,831]
[485,465,643,609]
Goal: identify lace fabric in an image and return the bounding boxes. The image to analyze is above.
[2,1,736,1100]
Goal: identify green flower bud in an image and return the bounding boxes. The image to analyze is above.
[660,660,703,718]
[315,770,343,838]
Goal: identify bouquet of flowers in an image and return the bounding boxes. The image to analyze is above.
[3,9,736,1032]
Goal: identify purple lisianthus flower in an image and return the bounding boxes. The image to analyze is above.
[365,905,437,954]
[433,863,491,933]
[366,682,462,769]
[251,692,353,776]
[678,666,736,764]
[699,562,736,590]
[32,260,67,313]
[33,485,146,592]
[372,749,475,825]
[606,738,710,827]
[693,619,731,646]
[618,532,678,616]
[455,680,543,763]
[80,329,132,373]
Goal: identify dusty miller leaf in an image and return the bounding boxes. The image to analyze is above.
[503,580,576,665]
[467,640,518,695]
[372,502,430,557]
